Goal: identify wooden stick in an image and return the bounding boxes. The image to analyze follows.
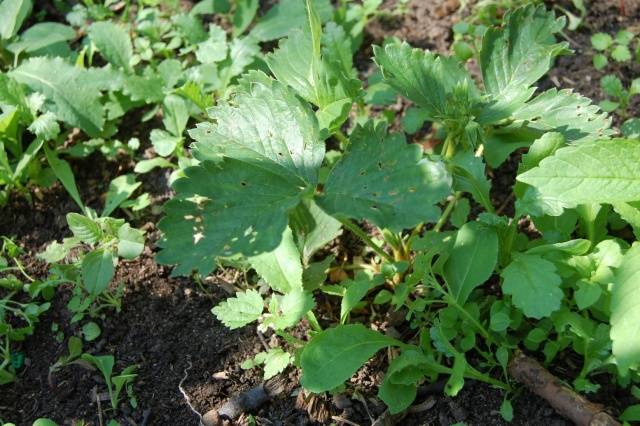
[508,351,620,426]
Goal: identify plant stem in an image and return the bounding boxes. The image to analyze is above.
[339,218,394,263]
[334,129,349,148]
[433,192,462,232]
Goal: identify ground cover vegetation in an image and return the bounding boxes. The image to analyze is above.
[1,0,640,425]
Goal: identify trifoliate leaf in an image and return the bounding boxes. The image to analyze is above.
[480,5,568,118]
[249,226,303,294]
[300,324,401,392]
[318,121,451,231]
[512,89,612,143]
[374,41,479,122]
[88,22,133,71]
[502,253,563,319]
[190,72,323,184]
[443,221,498,305]
[10,57,104,136]
[611,243,640,375]
[518,139,640,204]
[159,75,322,275]
[212,289,264,329]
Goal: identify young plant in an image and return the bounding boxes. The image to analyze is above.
[598,74,640,119]
[79,353,137,410]
[591,29,636,70]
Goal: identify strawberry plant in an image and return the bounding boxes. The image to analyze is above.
[157,2,640,417]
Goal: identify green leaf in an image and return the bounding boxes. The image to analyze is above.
[232,0,257,36]
[401,107,428,135]
[611,44,631,62]
[611,243,640,375]
[7,22,75,56]
[32,420,58,426]
[592,54,608,70]
[117,224,144,260]
[620,405,640,422]
[500,400,514,422]
[67,212,102,244]
[480,5,567,116]
[150,129,181,157]
[450,152,492,211]
[102,174,140,217]
[289,199,342,264]
[591,33,613,50]
[82,249,115,296]
[195,24,227,63]
[261,348,291,379]
[512,89,612,143]
[263,289,315,330]
[159,74,322,276]
[82,321,101,342]
[217,36,260,88]
[300,324,401,392]
[249,226,303,294]
[317,121,451,231]
[133,157,174,174]
[163,94,189,137]
[28,112,60,141]
[443,221,498,305]
[502,253,563,319]
[249,0,332,42]
[518,139,640,204]
[44,145,85,212]
[88,22,133,71]
[340,272,383,323]
[0,0,32,40]
[212,289,263,329]
[10,57,104,136]
[601,75,624,98]
[374,41,478,121]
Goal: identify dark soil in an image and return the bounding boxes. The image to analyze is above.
[0,1,633,425]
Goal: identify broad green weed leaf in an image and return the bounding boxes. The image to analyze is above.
[480,5,567,118]
[340,272,384,323]
[300,324,401,392]
[44,145,85,212]
[249,226,303,294]
[102,174,140,217]
[212,289,263,329]
[318,121,451,231]
[591,33,612,51]
[249,0,332,42]
[261,348,291,379]
[374,41,478,122]
[502,253,563,319]
[0,0,32,40]
[28,112,60,141]
[117,224,144,260]
[82,321,101,342]
[450,152,492,212]
[611,243,640,375]
[133,158,174,174]
[162,94,189,137]
[513,89,612,143]
[518,139,640,204]
[66,213,102,245]
[217,36,260,88]
[263,289,315,330]
[82,249,115,296]
[150,129,181,157]
[195,24,227,63]
[232,0,257,36]
[10,57,104,136]
[443,221,498,305]
[88,22,133,71]
[7,22,75,57]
